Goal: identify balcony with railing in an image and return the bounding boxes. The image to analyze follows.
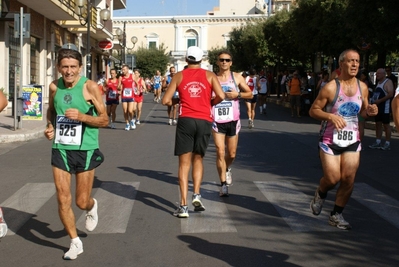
[17,0,77,21]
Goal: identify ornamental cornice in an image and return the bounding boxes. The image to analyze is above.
[113,15,267,25]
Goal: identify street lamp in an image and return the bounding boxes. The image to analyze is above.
[115,21,138,65]
[75,0,111,78]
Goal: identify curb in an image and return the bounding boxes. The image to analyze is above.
[0,125,45,143]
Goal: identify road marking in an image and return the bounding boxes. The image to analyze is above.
[1,183,56,235]
[254,181,333,232]
[352,182,399,229]
[76,181,139,234]
[181,182,237,233]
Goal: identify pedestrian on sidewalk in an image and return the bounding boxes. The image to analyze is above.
[0,90,8,238]
[44,44,108,260]
[309,49,377,230]
[162,46,224,218]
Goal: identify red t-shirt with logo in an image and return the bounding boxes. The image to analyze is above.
[178,68,213,122]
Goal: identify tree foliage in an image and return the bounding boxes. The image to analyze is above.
[134,43,170,78]
[209,0,399,73]
[228,19,269,71]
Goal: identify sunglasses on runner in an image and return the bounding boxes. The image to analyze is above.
[219,58,232,62]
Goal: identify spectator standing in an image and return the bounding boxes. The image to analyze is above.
[288,72,302,117]
[280,70,288,102]
[369,68,394,150]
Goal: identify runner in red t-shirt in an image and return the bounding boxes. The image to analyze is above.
[104,69,120,129]
[162,46,225,218]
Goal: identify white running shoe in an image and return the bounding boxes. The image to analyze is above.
[226,168,233,186]
[310,188,325,215]
[130,120,136,130]
[168,118,173,125]
[248,120,254,129]
[85,198,98,232]
[329,213,352,230]
[0,207,8,238]
[173,205,189,218]
[220,184,229,197]
[124,124,130,131]
[111,123,116,129]
[192,194,205,211]
[63,239,83,260]
[136,120,141,125]
[172,119,177,126]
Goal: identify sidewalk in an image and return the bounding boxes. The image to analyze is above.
[0,104,47,143]
[0,96,395,143]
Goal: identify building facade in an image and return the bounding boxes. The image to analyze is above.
[0,0,296,108]
[0,0,123,107]
[112,0,295,72]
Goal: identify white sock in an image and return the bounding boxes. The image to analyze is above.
[71,237,81,244]
[385,141,390,145]
[263,104,267,109]
[376,139,381,144]
[259,107,263,113]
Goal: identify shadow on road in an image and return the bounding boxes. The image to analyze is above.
[178,235,301,267]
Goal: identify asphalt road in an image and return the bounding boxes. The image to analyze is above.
[0,94,398,267]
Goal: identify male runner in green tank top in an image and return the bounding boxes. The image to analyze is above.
[44,44,108,260]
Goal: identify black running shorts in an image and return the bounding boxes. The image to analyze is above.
[174,117,212,157]
[51,148,104,174]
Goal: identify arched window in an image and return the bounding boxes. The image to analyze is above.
[185,29,198,48]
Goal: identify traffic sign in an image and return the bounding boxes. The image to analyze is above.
[98,40,113,50]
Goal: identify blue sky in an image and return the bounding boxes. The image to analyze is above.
[113,0,220,17]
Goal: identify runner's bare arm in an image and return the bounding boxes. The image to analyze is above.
[359,81,377,118]
[0,90,8,112]
[209,71,225,106]
[44,81,57,140]
[234,73,253,99]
